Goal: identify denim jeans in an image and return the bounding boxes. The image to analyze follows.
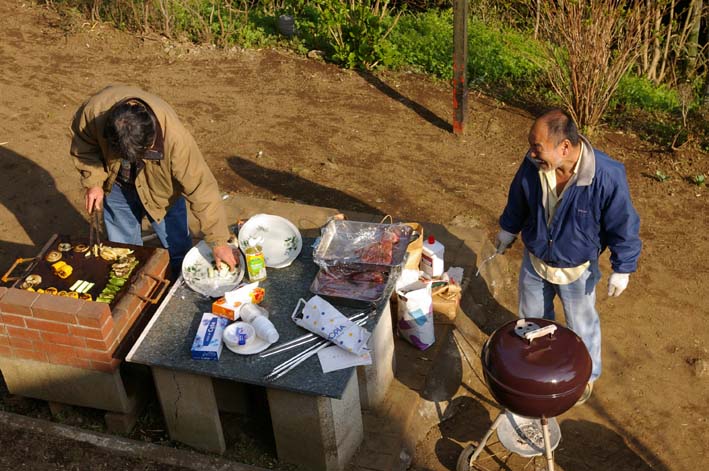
[518,250,602,382]
[103,183,192,272]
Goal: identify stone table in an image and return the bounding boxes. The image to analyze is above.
[126,239,396,471]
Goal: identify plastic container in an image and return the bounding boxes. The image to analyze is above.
[250,315,279,344]
[239,303,269,321]
[244,245,267,282]
[420,235,445,278]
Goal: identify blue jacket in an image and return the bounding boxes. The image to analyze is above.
[499,135,641,273]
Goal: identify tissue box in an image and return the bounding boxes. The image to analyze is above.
[191,313,229,360]
[212,297,241,321]
[213,285,266,321]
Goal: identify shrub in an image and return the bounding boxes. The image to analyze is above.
[387,9,549,100]
[385,9,453,77]
[467,19,547,94]
[612,75,681,112]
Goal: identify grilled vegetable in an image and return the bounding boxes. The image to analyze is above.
[52,261,74,279]
[108,277,126,287]
[45,251,62,262]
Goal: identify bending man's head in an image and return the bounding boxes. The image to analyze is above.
[104,99,155,162]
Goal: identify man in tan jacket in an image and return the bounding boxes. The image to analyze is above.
[70,85,237,272]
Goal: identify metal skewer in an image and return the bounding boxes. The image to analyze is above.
[258,311,370,358]
[266,339,327,379]
[263,316,369,371]
[264,318,368,382]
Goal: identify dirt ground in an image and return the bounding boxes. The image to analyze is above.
[0,1,707,470]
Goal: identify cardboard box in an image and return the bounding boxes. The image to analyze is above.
[213,285,266,321]
[212,297,242,321]
[191,313,228,360]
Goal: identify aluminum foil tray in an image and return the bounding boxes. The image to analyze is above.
[313,220,414,270]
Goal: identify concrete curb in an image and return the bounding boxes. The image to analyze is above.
[0,410,269,471]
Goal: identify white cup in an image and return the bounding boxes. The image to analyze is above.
[224,322,255,347]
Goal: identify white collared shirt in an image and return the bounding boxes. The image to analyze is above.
[530,142,590,284]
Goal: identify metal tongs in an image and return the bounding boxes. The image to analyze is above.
[87,209,102,257]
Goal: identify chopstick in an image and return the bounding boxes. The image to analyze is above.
[258,311,371,358]
[88,210,102,257]
[264,317,368,382]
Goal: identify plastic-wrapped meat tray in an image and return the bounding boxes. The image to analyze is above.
[313,220,414,271]
[310,266,398,305]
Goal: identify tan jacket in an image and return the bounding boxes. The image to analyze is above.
[70,85,231,247]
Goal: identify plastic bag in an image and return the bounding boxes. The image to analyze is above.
[313,220,414,271]
[396,280,434,350]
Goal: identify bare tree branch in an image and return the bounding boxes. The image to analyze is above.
[538,0,649,134]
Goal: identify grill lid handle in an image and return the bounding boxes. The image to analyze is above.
[514,319,557,343]
[524,324,557,343]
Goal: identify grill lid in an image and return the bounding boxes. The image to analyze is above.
[482,318,592,417]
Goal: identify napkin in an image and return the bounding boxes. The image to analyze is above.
[292,296,371,355]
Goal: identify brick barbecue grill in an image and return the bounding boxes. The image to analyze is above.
[0,234,170,418]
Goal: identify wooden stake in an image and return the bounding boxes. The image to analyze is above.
[453,0,469,135]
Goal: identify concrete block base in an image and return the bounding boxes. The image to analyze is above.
[152,367,225,454]
[104,408,140,435]
[0,357,136,413]
[267,372,363,471]
[358,301,395,411]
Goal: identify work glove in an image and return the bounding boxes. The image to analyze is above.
[607,272,630,297]
[495,229,517,254]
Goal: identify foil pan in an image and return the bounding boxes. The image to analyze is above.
[313,220,414,271]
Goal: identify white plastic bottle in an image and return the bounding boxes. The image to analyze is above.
[420,235,445,278]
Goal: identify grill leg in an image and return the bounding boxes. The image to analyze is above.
[541,417,555,471]
[470,411,505,462]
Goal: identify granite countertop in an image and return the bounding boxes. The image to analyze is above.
[126,238,393,399]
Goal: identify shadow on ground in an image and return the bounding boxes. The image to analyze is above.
[557,419,667,471]
[227,156,384,216]
[0,147,86,277]
[356,70,452,134]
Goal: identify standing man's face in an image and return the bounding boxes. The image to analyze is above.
[527,121,567,171]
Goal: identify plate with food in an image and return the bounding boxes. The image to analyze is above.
[182,241,245,297]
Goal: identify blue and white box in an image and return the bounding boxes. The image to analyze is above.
[191,313,229,360]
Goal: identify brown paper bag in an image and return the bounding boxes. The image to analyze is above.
[431,282,461,322]
[404,222,424,271]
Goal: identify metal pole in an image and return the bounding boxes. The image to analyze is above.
[453,0,469,135]
[541,417,555,471]
[469,411,505,462]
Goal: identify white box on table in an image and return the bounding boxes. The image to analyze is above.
[191,313,228,360]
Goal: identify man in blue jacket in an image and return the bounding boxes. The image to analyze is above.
[496,109,641,404]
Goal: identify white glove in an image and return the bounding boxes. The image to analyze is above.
[607,272,630,297]
[495,229,517,254]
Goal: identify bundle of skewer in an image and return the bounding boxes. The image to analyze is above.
[260,311,371,381]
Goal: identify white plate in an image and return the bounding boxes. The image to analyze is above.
[223,322,272,355]
[182,240,245,298]
[238,214,302,268]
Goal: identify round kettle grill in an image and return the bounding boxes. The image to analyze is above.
[457,318,592,471]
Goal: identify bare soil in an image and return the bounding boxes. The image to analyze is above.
[0,1,707,470]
